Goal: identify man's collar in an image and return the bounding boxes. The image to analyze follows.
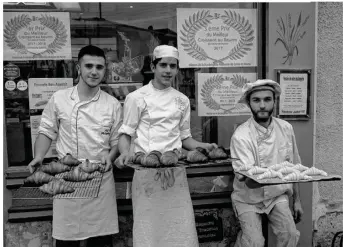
[251,116,274,134]
[70,84,101,102]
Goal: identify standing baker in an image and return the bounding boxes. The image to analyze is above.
[28,45,122,247]
[116,45,217,247]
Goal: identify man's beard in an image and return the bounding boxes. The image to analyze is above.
[251,108,274,123]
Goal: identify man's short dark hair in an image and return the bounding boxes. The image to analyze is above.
[78,45,106,62]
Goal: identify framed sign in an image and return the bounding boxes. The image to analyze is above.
[177,8,257,68]
[275,69,311,120]
[194,209,223,243]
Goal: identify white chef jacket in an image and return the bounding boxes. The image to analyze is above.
[230,117,300,216]
[38,85,122,240]
[119,81,199,247]
[118,81,191,154]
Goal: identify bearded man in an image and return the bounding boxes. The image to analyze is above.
[230,79,303,247]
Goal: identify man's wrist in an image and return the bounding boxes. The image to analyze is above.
[33,156,44,163]
[119,150,129,156]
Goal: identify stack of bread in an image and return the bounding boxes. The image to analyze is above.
[24,154,103,196]
[237,161,328,182]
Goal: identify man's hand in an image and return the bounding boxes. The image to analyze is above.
[203,143,218,153]
[28,158,43,174]
[293,199,303,224]
[100,155,113,173]
[245,177,263,189]
[114,152,131,169]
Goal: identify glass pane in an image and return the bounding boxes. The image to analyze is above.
[4,2,259,166]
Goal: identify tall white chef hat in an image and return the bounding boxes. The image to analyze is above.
[238,79,281,105]
[153,45,179,61]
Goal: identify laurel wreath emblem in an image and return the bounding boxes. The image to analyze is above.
[4,14,32,55]
[180,10,255,64]
[200,74,250,113]
[200,74,224,111]
[231,74,250,111]
[4,14,68,57]
[221,10,255,60]
[40,14,68,54]
[180,10,213,61]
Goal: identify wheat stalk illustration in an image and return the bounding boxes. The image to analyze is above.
[275,12,309,65]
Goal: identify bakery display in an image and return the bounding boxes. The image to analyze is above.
[160,150,179,166]
[24,171,56,185]
[38,161,71,175]
[63,167,96,182]
[39,180,75,195]
[24,155,103,197]
[79,159,100,173]
[208,147,228,160]
[60,153,82,166]
[237,162,335,184]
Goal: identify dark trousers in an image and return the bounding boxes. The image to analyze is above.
[55,235,113,247]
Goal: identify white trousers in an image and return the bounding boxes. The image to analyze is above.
[235,202,300,247]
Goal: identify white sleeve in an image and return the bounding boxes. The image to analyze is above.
[38,94,59,140]
[109,101,123,147]
[230,132,256,171]
[118,93,142,137]
[179,98,192,140]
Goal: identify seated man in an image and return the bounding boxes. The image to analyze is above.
[230,79,303,247]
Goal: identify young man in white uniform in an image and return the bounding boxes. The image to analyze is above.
[116,45,217,247]
[28,45,122,247]
[230,79,303,247]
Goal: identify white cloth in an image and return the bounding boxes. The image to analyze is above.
[118,81,191,154]
[119,81,198,247]
[230,117,300,216]
[39,85,122,240]
[132,167,198,247]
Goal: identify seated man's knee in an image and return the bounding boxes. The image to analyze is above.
[278,228,300,244]
[239,230,265,247]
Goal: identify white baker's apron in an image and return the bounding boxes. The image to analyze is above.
[132,167,198,247]
[52,96,118,241]
[131,94,199,247]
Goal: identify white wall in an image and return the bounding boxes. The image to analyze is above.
[313,2,343,246]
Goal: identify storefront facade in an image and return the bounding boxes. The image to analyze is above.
[3,2,342,247]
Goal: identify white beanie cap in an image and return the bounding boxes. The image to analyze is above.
[153,45,179,61]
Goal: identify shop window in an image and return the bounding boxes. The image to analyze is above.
[4,2,261,170]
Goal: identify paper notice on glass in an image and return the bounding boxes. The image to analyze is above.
[177,8,257,68]
[279,73,308,115]
[3,12,72,61]
[28,78,73,110]
[28,78,72,158]
[198,73,256,116]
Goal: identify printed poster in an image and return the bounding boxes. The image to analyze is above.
[279,73,308,115]
[29,78,73,157]
[177,8,257,68]
[3,12,72,61]
[198,73,257,116]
